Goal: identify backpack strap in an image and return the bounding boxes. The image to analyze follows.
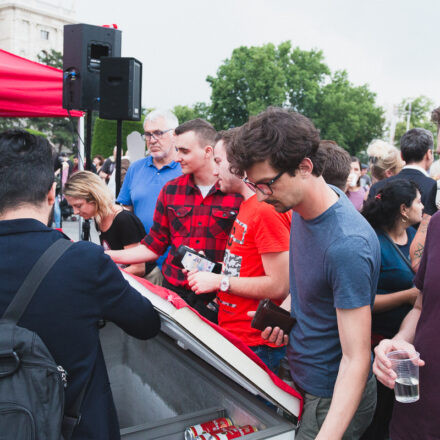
[62,366,94,439]
[2,239,73,323]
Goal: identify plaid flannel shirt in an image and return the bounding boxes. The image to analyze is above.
[142,173,242,288]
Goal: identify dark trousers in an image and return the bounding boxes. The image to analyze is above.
[360,378,394,440]
[162,279,218,324]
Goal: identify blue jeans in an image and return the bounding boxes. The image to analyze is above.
[53,195,61,228]
[250,345,286,374]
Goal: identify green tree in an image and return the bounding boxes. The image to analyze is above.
[206,41,384,154]
[393,96,437,146]
[91,117,145,158]
[311,71,384,155]
[282,44,330,115]
[37,49,63,69]
[207,43,288,129]
[173,102,211,124]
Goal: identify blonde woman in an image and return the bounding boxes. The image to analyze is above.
[64,171,146,277]
[367,140,404,184]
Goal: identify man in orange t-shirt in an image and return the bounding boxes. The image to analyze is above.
[187,130,291,373]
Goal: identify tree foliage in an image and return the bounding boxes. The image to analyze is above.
[205,41,384,155]
[311,71,384,155]
[173,102,211,124]
[207,43,289,129]
[91,117,145,158]
[393,95,436,146]
[37,49,63,69]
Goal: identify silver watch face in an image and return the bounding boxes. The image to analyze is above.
[220,276,229,292]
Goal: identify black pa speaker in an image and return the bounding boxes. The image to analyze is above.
[62,23,121,111]
[99,57,142,121]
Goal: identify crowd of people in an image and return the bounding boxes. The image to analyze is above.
[0,105,439,439]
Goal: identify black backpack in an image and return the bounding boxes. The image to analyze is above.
[0,239,89,440]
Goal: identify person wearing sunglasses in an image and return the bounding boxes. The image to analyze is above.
[228,107,380,440]
[116,109,182,286]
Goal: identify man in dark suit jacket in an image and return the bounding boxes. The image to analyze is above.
[368,128,437,216]
[0,130,161,439]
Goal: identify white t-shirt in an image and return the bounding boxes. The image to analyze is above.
[197,185,213,198]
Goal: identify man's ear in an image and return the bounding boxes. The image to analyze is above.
[47,182,57,206]
[204,145,214,157]
[298,157,314,176]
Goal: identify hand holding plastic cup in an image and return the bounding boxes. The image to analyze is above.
[386,350,420,403]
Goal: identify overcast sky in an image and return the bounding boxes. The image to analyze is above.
[76,0,440,115]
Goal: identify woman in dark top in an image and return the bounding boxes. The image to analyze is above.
[64,171,146,277]
[361,179,423,439]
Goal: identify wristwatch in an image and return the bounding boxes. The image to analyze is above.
[220,275,230,292]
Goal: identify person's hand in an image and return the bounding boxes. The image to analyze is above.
[406,287,419,305]
[187,270,221,294]
[247,311,289,346]
[373,339,425,389]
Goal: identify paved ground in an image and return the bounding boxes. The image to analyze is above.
[60,218,100,244]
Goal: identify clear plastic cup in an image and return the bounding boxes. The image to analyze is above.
[386,350,420,403]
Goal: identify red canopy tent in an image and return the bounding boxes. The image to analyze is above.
[0,49,83,118]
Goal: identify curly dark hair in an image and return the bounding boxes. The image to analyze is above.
[362,179,420,231]
[227,107,323,177]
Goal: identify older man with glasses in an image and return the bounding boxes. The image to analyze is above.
[116,109,182,285]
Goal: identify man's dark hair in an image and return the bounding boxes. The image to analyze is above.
[228,107,323,177]
[215,128,237,149]
[400,128,433,164]
[362,179,419,230]
[0,129,53,214]
[174,118,217,147]
[319,140,351,190]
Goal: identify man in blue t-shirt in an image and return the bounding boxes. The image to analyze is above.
[229,108,380,440]
[117,109,182,285]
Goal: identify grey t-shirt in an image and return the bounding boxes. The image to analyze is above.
[287,185,380,397]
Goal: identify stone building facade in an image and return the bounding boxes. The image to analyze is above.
[0,0,76,61]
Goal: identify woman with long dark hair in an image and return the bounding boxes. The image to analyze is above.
[361,179,423,439]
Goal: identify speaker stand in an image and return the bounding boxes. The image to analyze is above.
[84,110,93,171]
[115,119,123,198]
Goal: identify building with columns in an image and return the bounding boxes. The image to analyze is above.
[0,0,77,61]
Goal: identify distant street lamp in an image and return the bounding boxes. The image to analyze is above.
[404,99,413,131]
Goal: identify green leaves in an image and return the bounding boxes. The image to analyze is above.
[393,96,437,146]
[312,71,384,155]
[204,42,384,155]
[208,43,289,129]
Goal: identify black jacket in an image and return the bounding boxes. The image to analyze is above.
[0,219,160,439]
[368,168,438,216]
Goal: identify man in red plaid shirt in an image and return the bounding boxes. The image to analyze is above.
[107,119,242,321]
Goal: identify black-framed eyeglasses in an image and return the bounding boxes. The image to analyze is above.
[142,129,172,141]
[243,171,285,195]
